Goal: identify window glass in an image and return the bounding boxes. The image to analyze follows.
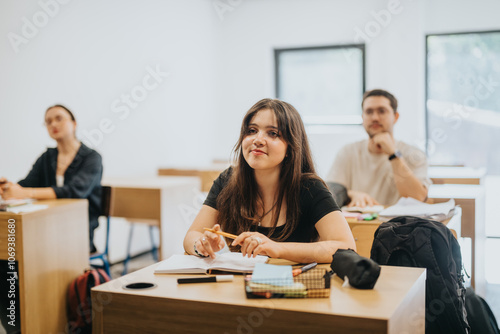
[426,31,500,173]
[275,45,365,125]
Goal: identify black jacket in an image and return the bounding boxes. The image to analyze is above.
[18,143,103,233]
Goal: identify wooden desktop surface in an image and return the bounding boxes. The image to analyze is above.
[92,263,425,334]
[0,199,89,334]
[428,166,486,185]
[158,167,225,192]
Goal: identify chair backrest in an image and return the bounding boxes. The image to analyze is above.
[100,186,112,217]
[326,182,349,207]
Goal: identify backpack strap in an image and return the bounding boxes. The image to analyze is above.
[74,272,92,326]
[95,268,111,283]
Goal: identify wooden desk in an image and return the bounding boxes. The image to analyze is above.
[0,199,89,334]
[158,167,225,192]
[428,184,486,295]
[428,166,486,185]
[92,264,425,334]
[102,176,201,260]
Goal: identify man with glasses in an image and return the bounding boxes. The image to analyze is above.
[327,89,431,207]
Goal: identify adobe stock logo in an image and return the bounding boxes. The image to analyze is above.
[353,0,406,44]
[7,0,72,54]
[212,0,243,21]
[81,65,170,148]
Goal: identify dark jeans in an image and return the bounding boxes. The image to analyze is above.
[0,260,21,334]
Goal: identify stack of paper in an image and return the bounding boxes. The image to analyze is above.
[6,204,48,214]
[247,263,306,298]
[378,197,455,222]
[0,199,48,214]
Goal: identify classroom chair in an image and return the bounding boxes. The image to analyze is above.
[89,186,112,277]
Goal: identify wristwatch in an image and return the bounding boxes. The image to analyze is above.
[388,150,402,161]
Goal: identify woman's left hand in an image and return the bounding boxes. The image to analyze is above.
[232,232,282,258]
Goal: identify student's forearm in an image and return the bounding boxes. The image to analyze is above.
[4,184,56,200]
[390,158,427,201]
[277,240,356,264]
[183,230,204,255]
[27,187,57,199]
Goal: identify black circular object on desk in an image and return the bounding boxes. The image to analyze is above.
[123,282,157,290]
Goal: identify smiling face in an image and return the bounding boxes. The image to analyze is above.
[242,108,288,172]
[45,106,76,141]
[362,96,399,137]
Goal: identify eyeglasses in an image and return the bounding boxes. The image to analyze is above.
[44,115,72,127]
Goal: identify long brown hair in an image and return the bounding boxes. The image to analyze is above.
[217,98,318,245]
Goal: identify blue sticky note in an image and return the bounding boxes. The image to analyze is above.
[251,263,294,286]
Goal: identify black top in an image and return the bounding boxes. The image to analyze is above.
[18,143,103,233]
[204,168,340,242]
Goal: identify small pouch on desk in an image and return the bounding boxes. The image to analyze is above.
[331,249,380,289]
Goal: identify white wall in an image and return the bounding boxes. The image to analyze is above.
[0,0,218,180]
[2,0,499,179]
[211,0,429,177]
[425,0,500,34]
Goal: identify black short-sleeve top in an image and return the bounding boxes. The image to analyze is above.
[203,168,340,242]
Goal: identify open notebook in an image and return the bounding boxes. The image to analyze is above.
[154,252,268,274]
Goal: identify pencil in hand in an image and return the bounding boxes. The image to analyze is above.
[203,227,238,240]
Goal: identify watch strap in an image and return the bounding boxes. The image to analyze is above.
[388,150,401,161]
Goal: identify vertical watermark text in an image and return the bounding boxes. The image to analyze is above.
[6,218,18,328]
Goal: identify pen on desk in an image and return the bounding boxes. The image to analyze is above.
[292,262,318,277]
[177,275,234,284]
[203,227,238,240]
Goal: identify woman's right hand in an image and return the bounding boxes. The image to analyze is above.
[194,224,226,259]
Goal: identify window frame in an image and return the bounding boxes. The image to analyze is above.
[425,29,500,157]
[274,44,366,125]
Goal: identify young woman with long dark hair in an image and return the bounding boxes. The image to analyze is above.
[183,99,355,263]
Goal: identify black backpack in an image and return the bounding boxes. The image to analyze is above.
[370,216,469,334]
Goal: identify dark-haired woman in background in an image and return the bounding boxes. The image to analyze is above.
[0,104,103,253]
[183,99,355,263]
[1,104,102,333]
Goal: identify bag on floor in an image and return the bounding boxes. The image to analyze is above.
[67,268,110,334]
[465,287,500,334]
